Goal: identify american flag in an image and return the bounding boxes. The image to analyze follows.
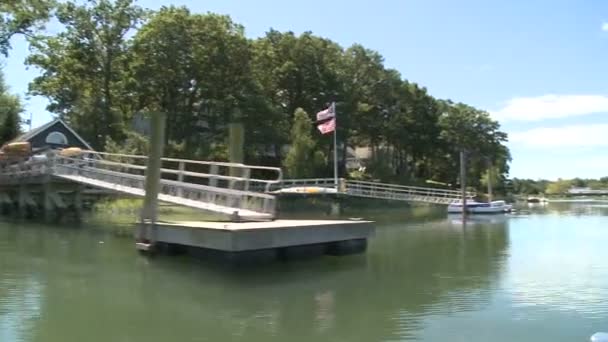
[317,117,335,134]
[316,103,335,122]
[316,103,336,134]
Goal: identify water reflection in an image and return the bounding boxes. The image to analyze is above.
[2,204,606,341]
[447,213,510,226]
[0,214,509,342]
[0,225,44,342]
[534,201,608,217]
[505,211,608,319]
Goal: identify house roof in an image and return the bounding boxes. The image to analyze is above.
[13,118,95,151]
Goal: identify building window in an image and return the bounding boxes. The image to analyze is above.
[46,131,68,145]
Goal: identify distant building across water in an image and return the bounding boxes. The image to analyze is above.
[568,187,608,195]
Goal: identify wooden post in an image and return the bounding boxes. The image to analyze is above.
[18,184,27,219]
[43,181,53,222]
[177,161,185,197]
[338,178,347,193]
[74,184,83,221]
[209,164,219,188]
[43,153,54,222]
[228,122,244,190]
[486,158,493,203]
[139,112,166,248]
[228,122,244,165]
[460,150,467,221]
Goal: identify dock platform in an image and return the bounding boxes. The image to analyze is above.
[136,219,375,263]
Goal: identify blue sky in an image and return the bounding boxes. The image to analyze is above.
[3,0,608,180]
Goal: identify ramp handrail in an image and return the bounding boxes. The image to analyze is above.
[55,152,279,218]
[279,178,337,187]
[345,180,475,204]
[84,150,283,187]
[0,151,281,220]
[346,180,476,198]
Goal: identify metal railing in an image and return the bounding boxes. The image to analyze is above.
[0,151,282,220]
[254,177,476,205]
[345,180,475,205]
[0,151,478,209]
[0,156,50,183]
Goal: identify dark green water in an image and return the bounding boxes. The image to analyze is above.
[2,202,608,341]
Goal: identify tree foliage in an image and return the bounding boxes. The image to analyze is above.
[283,108,325,178]
[27,0,145,149]
[0,0,54,56]
[545,179,573,195]
[128,7,263,160]
[0,71,22,145]
[16,1,511,192]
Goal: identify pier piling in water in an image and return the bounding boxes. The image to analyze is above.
[460,150,467,221]
[138,112,166,252]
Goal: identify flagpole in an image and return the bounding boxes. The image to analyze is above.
[333,102,338,188]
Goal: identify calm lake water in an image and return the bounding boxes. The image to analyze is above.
[2,202,608,341]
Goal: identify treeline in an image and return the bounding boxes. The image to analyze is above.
[511,177,608,195]
[2,0,510,189]
[0,74,22,144]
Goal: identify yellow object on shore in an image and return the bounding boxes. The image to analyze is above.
[59,147,83,157]
[1,142,31,155]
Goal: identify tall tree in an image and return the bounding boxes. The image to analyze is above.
[0,0,54,56]
[438,102,510,187]
[20,5,511,187]
[0,110,21,144]
[27,0,145,149]
[128,7,266,160]
[283,108,325,178]
[0,72,22,144]
[252,30,344,162]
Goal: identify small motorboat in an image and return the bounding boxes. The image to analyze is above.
[527,196,548,203]
[447,200,512,214]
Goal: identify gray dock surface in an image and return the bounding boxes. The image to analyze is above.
[138,219,374,262]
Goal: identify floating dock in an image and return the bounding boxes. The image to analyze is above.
[136,219,374,263]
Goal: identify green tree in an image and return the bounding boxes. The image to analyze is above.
[0,110,21,144]
[480,164,503,194]
[0,0,54,56]
[19,4,511,182]
[251,30,344,163]
[0,71,22,145]
[129,7,268,161]
[438,102,510,188]
[105,130,148,155]
[27,0,145,149]
[545,179,573,195]
[283,108,325,178]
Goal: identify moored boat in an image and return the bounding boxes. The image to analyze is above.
[447,200,512,214]
[527,196,548,203]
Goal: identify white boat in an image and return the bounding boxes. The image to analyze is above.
[447,200,512,214]
[527,196,548,203]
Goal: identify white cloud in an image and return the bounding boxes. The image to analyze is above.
[491,95,608,122]
[602,22,608,31]
[510,124,608,148]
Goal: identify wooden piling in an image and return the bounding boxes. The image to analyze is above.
[486,158,493,203]
[74,184,83,221]
[138,112,166,249]
[18,184,27,219]
[43,181,53,222]
[460,150,467,221]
